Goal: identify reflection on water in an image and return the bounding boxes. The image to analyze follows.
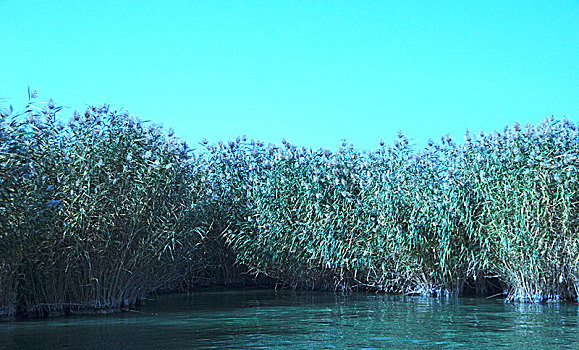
[1,288,577,349]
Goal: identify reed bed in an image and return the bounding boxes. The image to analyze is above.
[0,98,224,318]
[207,135,478,296]
[464,119,579,301]
[208,121,578,302]
[1,96,577,318]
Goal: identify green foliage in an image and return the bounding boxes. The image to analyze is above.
[1,96,578,319]
[465,120,579,301]
[0,100,215,318]
[208,121,579,302]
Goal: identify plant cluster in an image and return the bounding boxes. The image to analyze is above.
[1,96,577,318]
[0,98,225,318]
[208,120,579,302]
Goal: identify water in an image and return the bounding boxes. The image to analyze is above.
[1,288,577,349]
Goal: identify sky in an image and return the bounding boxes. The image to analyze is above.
[1,0,577,151]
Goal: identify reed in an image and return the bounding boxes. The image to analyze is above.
[207,135,478,295]
[1,96,578,319]
[207,121,578,302]
[0,99,219,317]
[465,119,579,301]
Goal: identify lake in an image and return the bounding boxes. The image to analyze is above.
[1,288,577,349]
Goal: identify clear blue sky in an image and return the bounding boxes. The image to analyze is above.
[1,0,577,150]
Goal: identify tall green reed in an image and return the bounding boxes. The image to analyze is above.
[2,93,578,318]
[0,99,214,317]
[207,119,578,301]
[467,119,579,301]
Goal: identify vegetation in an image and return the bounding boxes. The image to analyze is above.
[1,95,577,318]
[211,124,579,302]
[0,98,235,318]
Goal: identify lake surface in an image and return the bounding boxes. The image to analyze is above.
[1,288,577,349]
